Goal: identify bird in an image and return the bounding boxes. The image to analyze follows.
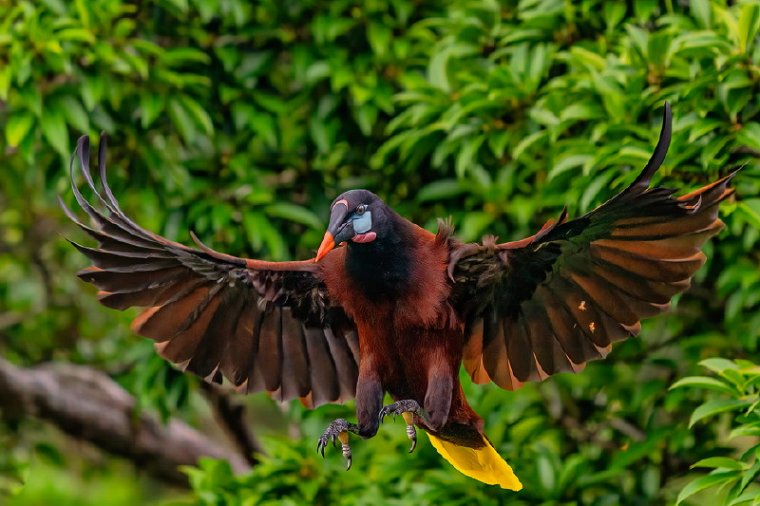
[62,103,736,491]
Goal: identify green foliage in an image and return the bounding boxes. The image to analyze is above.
[0,0,759,504]
[672,358,760,505]
[0,429,28,499]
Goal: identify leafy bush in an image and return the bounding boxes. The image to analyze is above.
[672,358,760,505]
[1,0,759,505]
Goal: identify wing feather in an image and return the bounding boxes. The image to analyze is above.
[451,103,736,390]
[65,134,359,407]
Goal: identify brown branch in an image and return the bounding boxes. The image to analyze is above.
[0,358,250,486]
[200,382,263,467]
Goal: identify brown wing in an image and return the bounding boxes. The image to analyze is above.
[63,135,359,407]
[450,103,736,390]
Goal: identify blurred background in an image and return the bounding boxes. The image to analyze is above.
[1,0,760,504]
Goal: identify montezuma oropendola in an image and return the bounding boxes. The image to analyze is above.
[63,103,736,490]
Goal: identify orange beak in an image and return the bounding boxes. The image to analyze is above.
[315,231,335,262]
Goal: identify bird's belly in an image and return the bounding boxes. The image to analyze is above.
[381,325,465,404]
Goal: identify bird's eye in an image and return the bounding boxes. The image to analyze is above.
[356,204,367,216]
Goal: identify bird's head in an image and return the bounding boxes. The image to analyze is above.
[315,189,388,262]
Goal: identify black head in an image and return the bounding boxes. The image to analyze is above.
[315,189,393,261]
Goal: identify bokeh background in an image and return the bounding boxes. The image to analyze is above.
[1,0,760,504]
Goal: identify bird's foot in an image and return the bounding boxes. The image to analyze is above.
[378,399,422,453]
[317,418,359,470]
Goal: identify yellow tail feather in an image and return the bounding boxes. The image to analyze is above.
[428,432,522,491]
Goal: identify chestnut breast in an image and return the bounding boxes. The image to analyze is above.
[319,226,456,331]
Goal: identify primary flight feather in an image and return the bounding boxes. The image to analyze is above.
[64,103,735,490]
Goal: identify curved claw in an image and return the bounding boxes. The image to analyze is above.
[406,422,417,453]
[378,403,402,424]
[340,437,352,471]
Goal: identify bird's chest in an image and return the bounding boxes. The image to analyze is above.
[322,237,460,346]
[344,243,412,300]
[341,246,451,326]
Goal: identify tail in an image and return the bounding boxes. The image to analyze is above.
[427,431,522,491]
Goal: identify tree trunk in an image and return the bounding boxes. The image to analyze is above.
[0,358,250,486]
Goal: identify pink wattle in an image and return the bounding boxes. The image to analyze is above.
[351,232,377,243]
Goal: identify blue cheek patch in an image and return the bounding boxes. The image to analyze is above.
[352,211,372,233]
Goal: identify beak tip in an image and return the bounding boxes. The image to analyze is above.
[315,232,335,263]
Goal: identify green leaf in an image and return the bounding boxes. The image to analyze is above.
[455,137,485,178]
[5,112,35,147]
[160,0,189,14]
[512,130,546,162]
[305,61,331,84]
[548,154,592,181]
[689,399,751,428]
[738,200,760,230]
[41,102,69,157]
[81,74,105,111]
[737,3,760,53]
[161,47,211,66]
[688,119,724,143]
[738,459,760,493]
[427,44,475,93]
[417,180,467,202]
[309,117,332,153]
[179,95,214,135]
[691,0,712,28]
[604,2,627,31]
[168,97,196,143]
[691,457,746,471]
[700,358,740,374]
[737,122,760,151]
[265,203,322,230]
[367,22,392,58]
[677,471,739,505]
[0,66,10,101]
[728,490,760,506]
[60,96,90,133]
[354,104,377,136]
[459,211,493,242]
[55,27,95,43]
[536,452,557,494]
[647,31,672,67]
[140,93,165,128]
[580,169,615,212]
[670,376,737,395]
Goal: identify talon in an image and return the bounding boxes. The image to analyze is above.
[338,431,352,471]
[405,422,417,453]
[379,400,423,454]
[316,418,358,466]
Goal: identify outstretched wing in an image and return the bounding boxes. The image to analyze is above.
[450,103,736,390]
[62,135,359,407]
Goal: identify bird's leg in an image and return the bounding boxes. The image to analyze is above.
[378,365,454,453]
[317,418,360,470]
[378,399,423,453]
[317,367,383,470]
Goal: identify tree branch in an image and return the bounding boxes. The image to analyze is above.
[200,382,263,467]
[0,358,250,486]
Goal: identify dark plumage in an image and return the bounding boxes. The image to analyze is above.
[64,103,736,490]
